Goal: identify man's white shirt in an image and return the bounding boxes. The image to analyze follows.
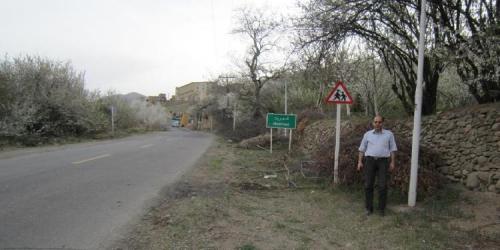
[359,129,397,157]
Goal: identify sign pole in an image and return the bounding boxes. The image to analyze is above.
[324,81,352,185]
[409,0,427,207]
[270,128,273,154]
[334,104,341,184]
[266,113,297,153]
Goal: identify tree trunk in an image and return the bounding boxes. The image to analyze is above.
[253,83,263,118]
[421,57,440,115]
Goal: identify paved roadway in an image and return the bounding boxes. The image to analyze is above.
[0,129,213,249]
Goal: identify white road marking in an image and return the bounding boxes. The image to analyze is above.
[140,144,154,149]
[72,154,111,165]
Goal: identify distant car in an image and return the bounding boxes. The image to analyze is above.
[171,117,180,127]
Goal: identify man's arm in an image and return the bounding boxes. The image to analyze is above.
[389,132,397,172]
[357,133,368,171]
[389,151,396,171]
[357,151,364,171]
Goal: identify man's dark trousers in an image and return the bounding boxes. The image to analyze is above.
[364,156,389,212]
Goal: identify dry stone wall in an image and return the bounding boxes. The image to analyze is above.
[396,103,500,193]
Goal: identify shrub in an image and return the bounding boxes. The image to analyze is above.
[308,121,445,197]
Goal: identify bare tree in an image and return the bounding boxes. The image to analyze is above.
[232,7,283,118]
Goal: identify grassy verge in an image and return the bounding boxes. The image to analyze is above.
[111,138,499,249]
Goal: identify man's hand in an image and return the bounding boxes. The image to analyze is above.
[389,162,395,172]
[357,162,363,171]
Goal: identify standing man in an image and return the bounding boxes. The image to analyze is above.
[357,115,397,216]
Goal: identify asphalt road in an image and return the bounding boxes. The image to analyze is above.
[0,129,213,249]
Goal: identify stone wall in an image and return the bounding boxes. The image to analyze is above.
[396,103,500,193]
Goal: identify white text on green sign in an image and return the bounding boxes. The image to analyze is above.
[266,113,297,129]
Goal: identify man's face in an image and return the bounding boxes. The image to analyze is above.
[373,117,383,130]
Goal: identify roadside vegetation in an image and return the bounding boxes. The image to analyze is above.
[0,55,168,148]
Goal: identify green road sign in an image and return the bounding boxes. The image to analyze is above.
[266,113,297,129]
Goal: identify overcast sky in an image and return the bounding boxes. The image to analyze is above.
[0,0,299,97]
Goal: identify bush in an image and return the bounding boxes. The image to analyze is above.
[0,56,91,141]
[0,55,169,146]
[215,112,267,142]
[297,108,326,122]
[309,121,445,197]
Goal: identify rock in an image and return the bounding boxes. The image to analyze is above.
[463,124,472,133]
[449,176,460,182]
[477,172,490,182]
[488,185,496,192]
[466,173,479,189]
[465,164,474,171]
[439,167,449,174]
[482,151,493,157]
[446,123,456,132]
[496,180,500,191]
[486,136,497,143]
[493,171,500,180]
[492,123,500,131]
[454,170,462,178]
[477,156,488,164]
[479,163,496,171]
[478,107,490,114]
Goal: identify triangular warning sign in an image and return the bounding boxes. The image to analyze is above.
[325,81,353,104]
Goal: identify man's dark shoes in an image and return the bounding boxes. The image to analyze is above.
[365,209,373,216]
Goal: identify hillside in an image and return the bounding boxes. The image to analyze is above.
[120,92,146,103]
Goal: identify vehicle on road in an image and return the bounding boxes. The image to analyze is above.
[171,117,180,127]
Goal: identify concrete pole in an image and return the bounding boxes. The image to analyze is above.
[233,101,237,131]
[409,0,427,207]
[210,116,213,132]
[111,106,115,135]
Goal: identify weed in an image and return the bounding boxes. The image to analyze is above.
[285,218,303,224]
[274,222,286,229]
[238,243,257,250]
[209,157,224,172]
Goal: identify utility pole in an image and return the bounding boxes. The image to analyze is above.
[233,101,237,131]
[409,0,427,207]
[284,80,288,137]
[111,106,115,136]
[219,75,237,130]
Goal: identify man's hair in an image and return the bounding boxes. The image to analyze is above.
[374,115,385,122]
